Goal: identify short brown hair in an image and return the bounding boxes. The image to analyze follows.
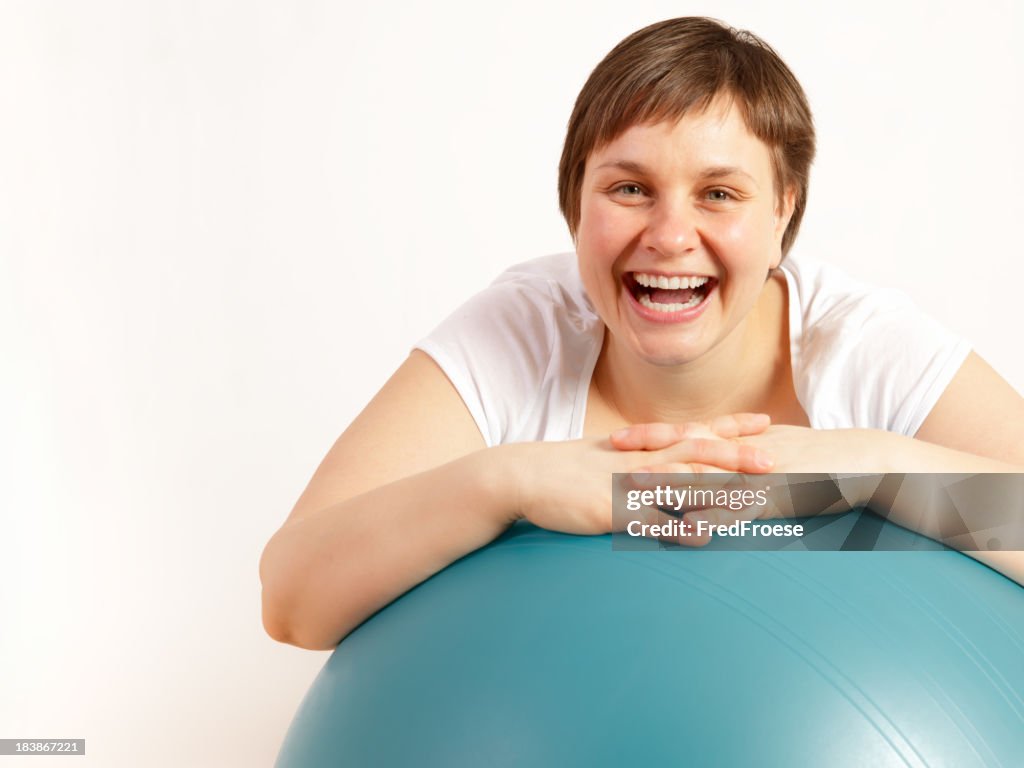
[558,17,815,257]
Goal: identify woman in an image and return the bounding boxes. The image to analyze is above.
[259,17,1024,650]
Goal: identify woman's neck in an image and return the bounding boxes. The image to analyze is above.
[590,275,792,426]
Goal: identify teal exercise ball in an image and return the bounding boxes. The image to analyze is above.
[276,513,1024,767]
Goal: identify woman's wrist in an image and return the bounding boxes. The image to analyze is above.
[811,430,897,507]
[466,444,531,527]
[869,428,1023,474]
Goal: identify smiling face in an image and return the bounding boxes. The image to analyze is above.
[576,98,794,367]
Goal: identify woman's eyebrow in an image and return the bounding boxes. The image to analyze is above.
[594,159,649,174]
[594,160,758,187]
[698,165,759,187]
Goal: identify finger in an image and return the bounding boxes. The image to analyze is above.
[675,511,712,547]
[661,437,774,473]
[707,413,771,439]
[629,462,728,477]
[702,503,766,527]
[623,464,729,498]
[625,467,775,516]
[684,463,734,475]
[621,466,739,539]
[610,422,696,451]
[611,414,772,451]
[670,508,747,547]
[628,505,705,548]
[622,466,770,532]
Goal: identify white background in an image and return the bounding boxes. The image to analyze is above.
[1,1,1021,766]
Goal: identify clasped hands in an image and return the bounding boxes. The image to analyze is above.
[509,414,884,543]
[608,415,883,546]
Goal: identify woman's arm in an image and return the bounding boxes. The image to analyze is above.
[260,448,517,650]
[259,350,497,649]
[610,352,1024,584]
[865,351,1024,585]
[260,352,776,650]
[912,351,1024,466]
[734,351,1024,477]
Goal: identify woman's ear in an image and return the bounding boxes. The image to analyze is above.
[770,187,797,268]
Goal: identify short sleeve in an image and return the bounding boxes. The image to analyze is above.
[785,259,972,436]
[414,254,603,447]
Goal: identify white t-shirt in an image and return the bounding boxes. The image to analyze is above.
[415,253,971,447]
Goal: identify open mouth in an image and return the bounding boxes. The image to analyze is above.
[624,272,717,313]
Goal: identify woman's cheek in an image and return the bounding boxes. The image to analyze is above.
[581,204,636,250]
[716,211,755,246]
[713,212,772,268]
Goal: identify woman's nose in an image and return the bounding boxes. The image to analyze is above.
[641,200,697,257]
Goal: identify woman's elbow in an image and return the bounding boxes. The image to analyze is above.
[259,559,299,645]
[260,537,310,647]
[264,609,344,651]
[259,554,344,650]
[260,582,343,649]
[261,592,295,645]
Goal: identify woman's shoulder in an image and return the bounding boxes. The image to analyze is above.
[780,254,950,352]
[491,252,598,320]
[780,254,971,435]
[415,252,603,445]
[435,252,601,350]
[780,254,910,324]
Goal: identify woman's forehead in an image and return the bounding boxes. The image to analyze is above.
[586,107,773,179]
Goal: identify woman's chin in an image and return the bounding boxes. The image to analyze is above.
[631,343,706,368]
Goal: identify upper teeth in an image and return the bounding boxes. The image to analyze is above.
[634,273,710,289]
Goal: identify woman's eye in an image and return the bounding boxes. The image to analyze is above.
[614,184,645,197]
[706,189,733,202]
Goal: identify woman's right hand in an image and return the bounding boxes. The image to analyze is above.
[498,414,775,536]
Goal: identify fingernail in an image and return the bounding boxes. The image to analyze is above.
[756,451,774,469]
[612,428,630,441]
[630,471,650,485]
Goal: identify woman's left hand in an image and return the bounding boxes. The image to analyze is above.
[736,425,890,474]
[612,422,891,474]
[609,412,773,451]
[611,423,896,543]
